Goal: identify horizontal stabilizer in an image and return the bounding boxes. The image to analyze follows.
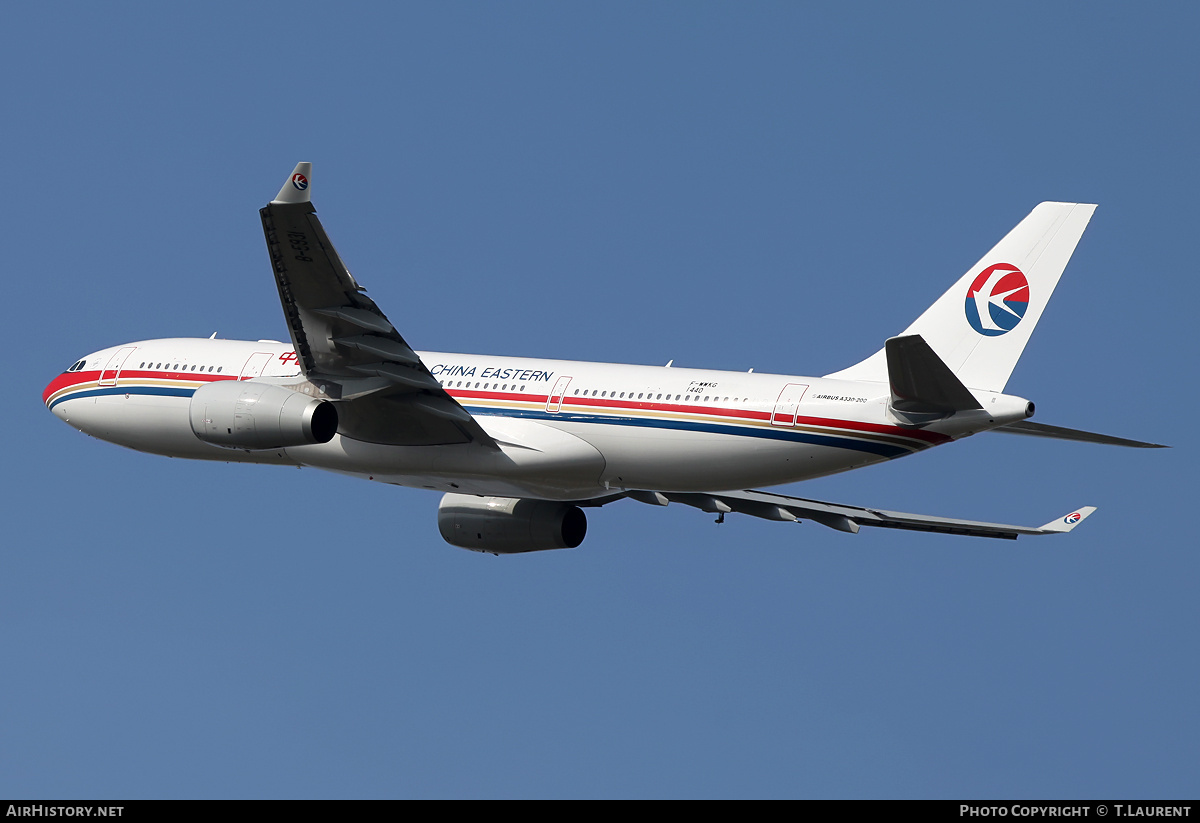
[994,421,1167,448]
[886,334,982,414]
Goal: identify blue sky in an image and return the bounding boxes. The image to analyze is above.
[4,2,1196,798]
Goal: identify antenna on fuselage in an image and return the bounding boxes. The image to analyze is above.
[209,332,218,339]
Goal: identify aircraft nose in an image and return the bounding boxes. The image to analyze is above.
[44,359,90,418]
[44,374,69,411]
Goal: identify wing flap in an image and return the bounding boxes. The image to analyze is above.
[314,306,397,335]
[334,334,422,366]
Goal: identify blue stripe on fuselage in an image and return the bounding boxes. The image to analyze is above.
[47,385,196,410]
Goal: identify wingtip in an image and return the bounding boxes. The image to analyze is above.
[271,162,312,204]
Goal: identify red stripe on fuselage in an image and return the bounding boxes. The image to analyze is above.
[42,369,235,405]
[43,371,101,405]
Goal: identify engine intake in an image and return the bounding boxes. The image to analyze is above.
[438,494,587,553]
[189,380,338,450]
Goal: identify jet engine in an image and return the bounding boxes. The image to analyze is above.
[437,494,588,553]
[189,381,338,450]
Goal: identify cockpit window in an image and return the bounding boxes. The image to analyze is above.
[64,360,86,373]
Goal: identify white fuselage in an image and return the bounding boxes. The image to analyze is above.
[45,337,1027,500]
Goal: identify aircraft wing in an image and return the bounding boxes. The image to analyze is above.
[260,163,496,447]
[625,489,1095,539]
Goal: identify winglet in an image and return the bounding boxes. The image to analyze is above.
[272,162,313,205]
[1038,506,1097,533]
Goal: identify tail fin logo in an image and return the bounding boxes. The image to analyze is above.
[1064,512,1083,525]
[291,173,309,191]
[965,263,1029,336]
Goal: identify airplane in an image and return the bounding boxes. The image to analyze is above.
[43,163,1164,553]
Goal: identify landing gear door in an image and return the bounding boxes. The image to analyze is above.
[99,346,137,386]
[546,376,573,413]
[771,383,810,427]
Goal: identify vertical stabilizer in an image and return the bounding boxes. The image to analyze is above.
[827,203,1096,392]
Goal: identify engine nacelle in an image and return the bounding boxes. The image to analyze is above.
[438,494,588,554]
[189,380,338,450]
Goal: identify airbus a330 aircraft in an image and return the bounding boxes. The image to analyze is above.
[43,163,1162,553]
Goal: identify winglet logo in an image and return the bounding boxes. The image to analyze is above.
[291,173,309,191]
[965,263,1029,336]
[1064,512,1082,525]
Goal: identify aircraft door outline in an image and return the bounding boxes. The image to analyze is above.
[239,352,273,380]
[546,376,573,413]
[771,383,810,427]
[99,347,137,386]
